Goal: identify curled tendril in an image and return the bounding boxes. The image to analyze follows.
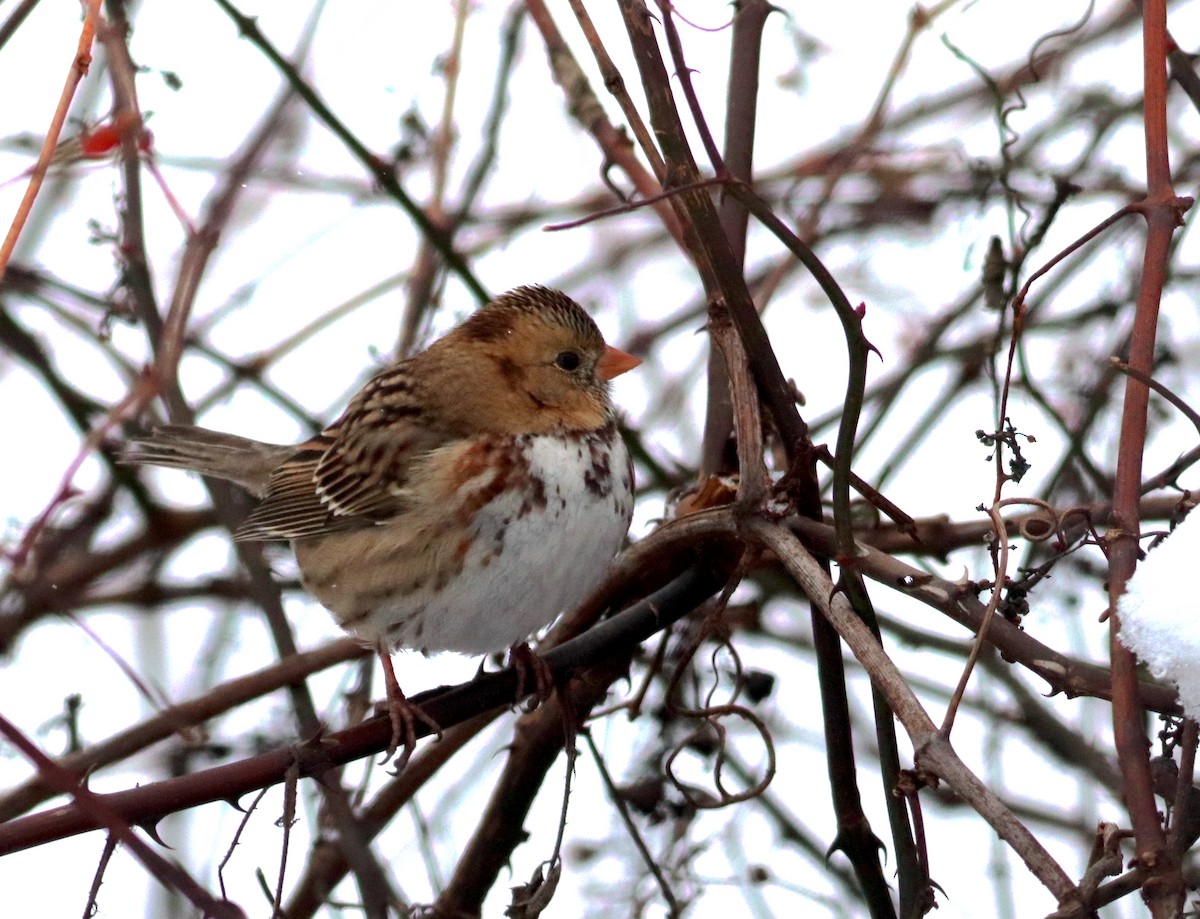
[997,496,1095,548]
[655,580,777,809]
[664,703,776,809]
[662,0,735,34]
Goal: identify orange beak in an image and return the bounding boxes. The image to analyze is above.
[596,345,642,381]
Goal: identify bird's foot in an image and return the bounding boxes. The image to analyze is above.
[508,641,555,712]
[376,646,442,773]
[373,695,442,773]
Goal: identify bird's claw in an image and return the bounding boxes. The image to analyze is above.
[374,696,442,774]
[509,642,555,713]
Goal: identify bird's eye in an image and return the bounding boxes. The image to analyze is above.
[554,350,581,371]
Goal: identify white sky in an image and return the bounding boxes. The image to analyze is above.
[2,1,1200,917]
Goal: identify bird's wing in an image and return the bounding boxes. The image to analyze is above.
[233,438,347,540]
[314,363,446,518]
[235,363,444,541]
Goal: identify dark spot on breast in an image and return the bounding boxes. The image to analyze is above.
[453,439,521,524]
[518,473,547,516]
[584,442,612,498]
[389,607,426,639]
[434,557,465,591]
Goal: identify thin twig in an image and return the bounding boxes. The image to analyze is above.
[583,728,681,916]
[0,0,102,284]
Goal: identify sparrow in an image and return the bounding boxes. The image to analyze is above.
[123,286,640,766]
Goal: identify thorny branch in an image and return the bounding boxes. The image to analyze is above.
[3,2,1200,917]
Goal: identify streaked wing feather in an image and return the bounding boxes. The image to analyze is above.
[237,364,437,539]
[235,453,346,540]
[313,363,441,519]
[315,430,415,516]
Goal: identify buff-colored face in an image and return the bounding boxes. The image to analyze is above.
[422,289,640,436]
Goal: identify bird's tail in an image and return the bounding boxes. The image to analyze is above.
[121,424,291,497]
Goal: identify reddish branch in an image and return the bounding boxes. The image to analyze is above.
[1106,2,1194,915]
[0,0,102,283]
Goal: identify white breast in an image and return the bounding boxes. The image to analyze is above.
[362,430,633,654]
